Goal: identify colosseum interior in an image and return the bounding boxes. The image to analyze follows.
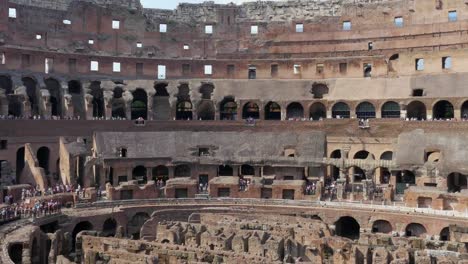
[0,0,467,263]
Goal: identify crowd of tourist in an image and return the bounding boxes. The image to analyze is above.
[0,199,62,223]
[198,183,208,193]
[21,184,75,200]
[0,115,128,121]
[239,178,250,191]
[156,179,166,188]
[305,182,317,195]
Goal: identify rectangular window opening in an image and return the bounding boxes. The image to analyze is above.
[8,8,16,19]
[88,39,94,45]
[415,58,424,71]
[63,19,71,25]
[248,66,257,79]
[442,56,452,69]
[296,23,304,33]
[112,20,120,29]
[205,25,213,34]
[316,63,324,74]
[45,58,53,74]
[204,65,213,75]
[159,23,167,33]
[368,42,373,50]
[343,21,351,31]
[364,63,372,77]
[36,34,42,40]
[158,65,166,79]
[412,89,424,97]
[394,17,404,27]
[251,25,258,35]
[293,64,302,75]
[113,62,121,72]
[449,11,457,22]
[0,140,7,150]
[90,61,99,72]
[136,42,142,48]
[271,64,278,78]
[183,44,190,50]
[339,63,347,74]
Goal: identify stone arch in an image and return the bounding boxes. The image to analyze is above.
[241,164,255,176]
[242,102,259,119]
[330,149,341,159]
[335,216,360,240]
[351,166,366,182]
[153,83,170,120]
[461,100,468,119]
[396,170,415,194]
[16,147,25,184]
[90,81,104,118]
[37,146,50,175]
[447,172,467,193]
[174,165,191,178]
[264,101,281,120]
[22,77,39,116]
[432,100,454,119]
[356,102,376,119]
[380,151,393,161]
[332,102,350,118]
[219,97,237,120]
[111,87,126,118]
[131,89,147,120]
[132,166,147,184]
[197,100,215,120]
[8,243,23,264]
[405,223,427,237]
[8,96,23,117]
[127,212,150,239]
[286,102,304,119]
[102,218,117,237]
[44,78,62,117]
[439,227,450,241]
[68,80,84,118]
[406,101,426,120]
[309,102,326,120]
[371,220,392,234]
[152,165,169,182]
[0,75,13,95]
[72,221,93,249]
[354,150,374,160]
[381,101,400,118]
[218,165,234,176]
[176,100,193,120]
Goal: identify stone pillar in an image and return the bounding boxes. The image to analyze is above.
[454,108,461,120]
[103,90,113,119]
[146,90,155,121]
[259,102,265,120]
[348,167,355,183]
[336,179,346,201]
[237,100,243,120]
[426,108,433,120]
[40,90,50,118]
[123,91,133,120]
[399,102,407,119]
[281,105,287,120]
[232,165,239,176]
[327,108,333,119]
[84,94,93,120]
[168,166,175,179]
[146,168,152,182]
[362,179,373,201]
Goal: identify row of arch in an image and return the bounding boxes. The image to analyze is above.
[0,75,464,121]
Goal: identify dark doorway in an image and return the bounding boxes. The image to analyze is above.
[218,165,233,176]
[264,102,281,120]
[242,102,260,119]
[309,102,326,120]
[37,146,50,175]
[220,97,237,120]
[332,102,350,118]
[335,216,360,240]
[90,81,104,118]
[131,89,147,120]
[102,218,117,237]
[286,102,304,119]
[433,100,454,119]
[407,101,426,120]
[176,101,193,120]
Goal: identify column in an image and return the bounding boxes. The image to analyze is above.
[147,90,155,121]
[103,90,113,119]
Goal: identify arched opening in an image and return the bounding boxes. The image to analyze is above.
[372,220,392,234]
[447,172,467,193]
[461,101,468,119]
[22,77,39,116]
[352,167,366,182]
[311,83,329,99]
[16,147,25,184]
[354,151,374,160]
[264,101,281,120]
[220,97,237,120]
[388,54,399,72]
[309,102,326,120]
[72,221,93,249]
[45,78,62,117]
[286,102,304,119]
[440,227,450,241]
[380,151,393,161]
[102,218,117,237]
[8,97,22,117]
[111,87,126,119]
[406,101,426,120]
[381,101,400,118]
[131,89,147,120]
[127,212,149,239]
[241,164,255,176]
[153,165,169,183]
[174,165,191,178]
[332,102,350,118]
[176,101,193,120]
[405,223,427,237]
[90,81,104,118]
[356,102,376,119]
[197,100,215,120]
[8,243,23,264]
[330,150,341,159]
[132,166,147,184]
[153,83,170,120]
[396,170,416,194]
[0,75,13,95]
[218,165,233,176]
[329,150,341,180]
[37,146,50,175]
[199,83,214,100]
[433,100,454,119]
[379,167,390,184]
[68,80,84,118]
[242,102,259,119]
[335,216,360,240]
